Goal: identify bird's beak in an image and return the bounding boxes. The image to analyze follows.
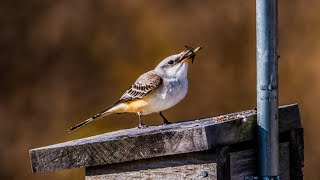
[179,46,203,64]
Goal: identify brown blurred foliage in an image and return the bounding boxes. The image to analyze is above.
[0,0,319,179]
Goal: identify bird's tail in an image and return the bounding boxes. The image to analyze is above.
[68,104,122,133]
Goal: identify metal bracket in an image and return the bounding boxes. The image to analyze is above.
[245,176,280,180]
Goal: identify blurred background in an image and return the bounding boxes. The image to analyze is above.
[0,0,318,179]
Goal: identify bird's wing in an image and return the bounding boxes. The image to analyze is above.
[68,71,162,132]
[115,71,163,104]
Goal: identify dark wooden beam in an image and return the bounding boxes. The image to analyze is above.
[230,142,290,179]
[289,128,304,180]
[29,104,301,173]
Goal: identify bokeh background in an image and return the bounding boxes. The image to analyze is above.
[0,0,319,179]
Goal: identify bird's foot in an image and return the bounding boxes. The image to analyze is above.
[162,120,172,125]
[138,124,148,129]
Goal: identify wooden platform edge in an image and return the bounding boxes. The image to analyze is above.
[29,104,301,173]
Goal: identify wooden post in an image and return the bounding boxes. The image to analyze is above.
[289,128,304,180]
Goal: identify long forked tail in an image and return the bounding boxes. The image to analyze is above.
[68,106,116,133]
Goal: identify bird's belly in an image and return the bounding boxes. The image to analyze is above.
[141,80,188,115]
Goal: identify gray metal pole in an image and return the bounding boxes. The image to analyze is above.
[256,0,279,178]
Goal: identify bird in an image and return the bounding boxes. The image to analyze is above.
[68,46,203,132]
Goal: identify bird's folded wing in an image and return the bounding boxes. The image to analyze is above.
[115,71,163,104]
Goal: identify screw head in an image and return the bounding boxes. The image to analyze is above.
[200,171,208,177]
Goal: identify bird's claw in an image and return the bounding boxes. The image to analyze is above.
[162,120,172,125]
[138,124,148,129]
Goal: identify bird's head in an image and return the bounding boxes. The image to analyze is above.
[155,46,202,78]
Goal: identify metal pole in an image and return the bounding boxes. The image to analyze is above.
[256,0,279,178]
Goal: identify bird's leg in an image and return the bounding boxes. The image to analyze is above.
[138,112,147,129]
[159,111,172,125]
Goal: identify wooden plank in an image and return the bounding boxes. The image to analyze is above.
[85,148,227,180]
[230,142,290,180]
[87,163,217,180]
[216,146,230,180]
[29,104,301,173]
[289,128,304,180]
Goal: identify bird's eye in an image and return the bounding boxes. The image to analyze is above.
[168,60,174,65]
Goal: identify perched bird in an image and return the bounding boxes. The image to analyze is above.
[68,46,202,132]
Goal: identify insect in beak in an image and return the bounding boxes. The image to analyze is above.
[179,46,203,64]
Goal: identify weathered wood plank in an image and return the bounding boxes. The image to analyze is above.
[85,149,224,180]
[85,143,292,180]
[230,142,290,180]
[289,128,304,180]
[216,146,230,180]
[87,163,217,180]
[29,104,300,173]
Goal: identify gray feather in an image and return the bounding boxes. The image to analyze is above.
[116,71,162,104]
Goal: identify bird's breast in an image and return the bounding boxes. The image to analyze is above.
[141,78,188,115]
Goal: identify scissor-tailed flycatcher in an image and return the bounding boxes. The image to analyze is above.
[68,46,202,132]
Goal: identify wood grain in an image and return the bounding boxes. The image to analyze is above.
[230,142,290,180]
[87,163,216,180]
[289,128,304,180]
[85,147,229,180]
[29,104,301,173]
[85,150,221,180]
